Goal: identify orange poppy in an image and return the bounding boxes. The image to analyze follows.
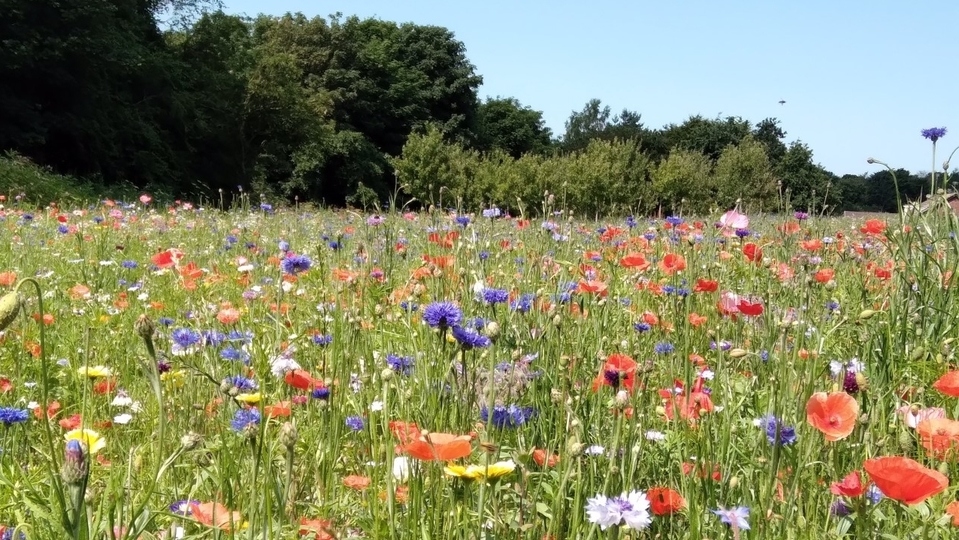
[217,307,240,325]
[863,456,948,505]
[190,502,244,531]
[860,219,886,235]
[619,253,650,270]
[151,248,183,269]
[402,432,472,461]
[647,487,686,515]
[805,392,858,441]
[800,239,822,251]
[693,278,718,293]
[688,313,707,327]
[389,421,422,446]
[0,272,17,287]
[830,471,866,497]
[592,353,638,392]
[342,475,371,490]
[933,371,959,397]
[299,517,335,540]
[263,401,292,419]
[577,279,608,296]
[917,418,959,458]
[659,253,686,274]
[531,448,560,468]
[946,501,959,527]
[814,268,835,283]
[742,243,763,262]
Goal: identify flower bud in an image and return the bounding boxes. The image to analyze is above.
[180,432,202,450]
[0,292,22,332]
[61,440,88,486]
[380,367,394,381]
[614,390,630,408]
[134,314,155,340]
[728,476,739,489]
[858,309,877,320]
[280,421,298,450]
[729,348,748,358]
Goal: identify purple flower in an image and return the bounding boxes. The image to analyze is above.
[842,371,860,394]
[345,416,364,431]
[170,499,200,516]
[794,211,809,221]
[480,404,536,428]
[231,409,260,432]
[712,506,750,530]
[0,407,28,426]
[422,301,462,330]
[921,127,947,143]
[480,288,509,305]
[761,415,797,446]
[280,253,312,275]
[451,325,491,349]
[386,354,415,376]
[654,342,675,354]
[585,491,652,530]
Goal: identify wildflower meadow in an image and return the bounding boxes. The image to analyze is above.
[2,144,959,539]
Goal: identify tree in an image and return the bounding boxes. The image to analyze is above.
[475,97,552,157]
[663,115,752,162]
[776,141,840,213]
[651,149,714,215]
[714,136,776,210]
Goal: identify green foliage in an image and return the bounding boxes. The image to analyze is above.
[775,142,840,213]
[475,97,553,158]
[651,149,715,215]
[713,135,777,211]
[0,152,107,205]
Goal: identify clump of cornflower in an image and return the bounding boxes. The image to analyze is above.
[366,214,384,226]
[921,127,947,143]
[311,387,330,401]
[866,484,883,504]
[509,293,535,313]
[455,215,470,227]
[481,404,536,428]
[482,207,501,218]
[451,325,491,349]
[735,228,750,238]
[422,301,462,331]
[280,253,312,275]
[222,376,258,394]
[480,288,509,305]
[794,211,809,220]
[312,334,333,346]
[121,260,138,269]
[345,416,365,431]
[585,491,652,530]
[0,407,29,426]
[386,354,415,376]
[633,322,651,333]
[759,415,797,446]
[712,506,750,531]
[399,301,418,312]
[665,216,683,226]
[231,409,260,433]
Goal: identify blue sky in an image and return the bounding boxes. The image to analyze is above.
[221,0,959,176]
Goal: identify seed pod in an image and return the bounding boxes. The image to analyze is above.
[0,292,22,332]
[729,348,748,358]
[858,309,877,320]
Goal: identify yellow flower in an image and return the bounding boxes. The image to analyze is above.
[443,460,515,480]
[64,428,106,455]
[77,365,112,378]
[235,392,261,404]
[443,464,485,480]
[161,369,187,388]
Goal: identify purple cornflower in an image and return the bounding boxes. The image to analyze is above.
[280,253,312,275]
[231,409,260,432]
[712,506,750,530]
[735,228,751,238]
[482,207,501,218]
[830,500,851,517]
[510,293,535,313]
[366,215,385,226]
[422,301,462,330]
[633,322,651,333]
[480,404,536,428]
[842,371,860,394]
[345,416,365,431]
[311,387,330,400]
[312,334,333,346]
[921,127,947,143]
[455,215,471,227]
[794,211,809,221]
[665,216,684,226]
[654,342,675,354]
[170,499,200,516]
[0,407,28,426]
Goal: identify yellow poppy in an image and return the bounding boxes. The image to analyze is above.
[64,428,106,455]
[77,365,112,378]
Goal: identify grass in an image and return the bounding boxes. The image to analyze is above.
[0,190,957,539]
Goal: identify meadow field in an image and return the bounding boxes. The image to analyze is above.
[0,191,958,539]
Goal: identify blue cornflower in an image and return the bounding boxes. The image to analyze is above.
[654,342,674,354]
[226,330,253,343]
[633,322,651,333]
[422,301,462,330]
[280,253,312,275]
[202,330,226,347]
[481,288,509,305]
[121,260,138,269]
[399,301,418,312]
[328,241,340,250]
[866,484,884,504]
[712,506,750,530]
[921,127,947,142]
[231,409,260,432]
[158,317,174,327]
[482,207,501,218]
[171,328,201,348]
[312,334,333,346]
[478,250,490,261]
[643,231,656,241]
[386,354,415,376]
[481,404,536,428]
[57,224,69,234]
[311,387,330,400]
[456,215,471,227]
[735,228,751,238]
[345,416,365,431]
[665,216,684,226]
[451,325,491,349]
[830,500,851,517]
[625,215,637,228]
[0,530,25,540]
[226,235,237,245]
[278,240,290,252]
[826,301,840,311]
[169,499,200,516]
[260,203,273,212]
[761,415,797,446]
[0,407,29,426]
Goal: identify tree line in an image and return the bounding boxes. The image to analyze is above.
[0,2,947,213]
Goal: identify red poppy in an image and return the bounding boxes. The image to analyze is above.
[805,392,858,441]
[737,298,764,317]
[389,421,422,446]
[916,418,959,458]
[151,248,183,269]
[693,278,718,293]
[946,501,959,527]
[860,219,886,235]
[814,268,835,283]
[933,371,959,397]
[299,517,336,540]
[742,243,763,262]
[863,456,948,505]
[647,487,686,515]
[342,475,371,490]
[58,413,82,431]
[284,369,320,391]
[592,353,638,392]
[830,471,866,497]
[577,279,608,296]
[800,239,823,251]
[660,377,713,422]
